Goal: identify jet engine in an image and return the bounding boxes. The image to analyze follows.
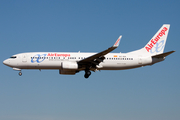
[59,61,78,75]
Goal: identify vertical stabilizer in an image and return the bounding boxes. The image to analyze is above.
[144,24,170,56]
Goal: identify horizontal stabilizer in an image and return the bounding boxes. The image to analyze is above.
[152,51,175,58]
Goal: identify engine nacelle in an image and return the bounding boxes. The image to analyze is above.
[61,61,78,70]
[59,62,78,75]
[59,69,76,75]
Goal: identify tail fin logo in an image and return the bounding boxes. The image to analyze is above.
[150,40,165,54]
[145,27,168,52]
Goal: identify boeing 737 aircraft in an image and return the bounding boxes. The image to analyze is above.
[3,24,175,78]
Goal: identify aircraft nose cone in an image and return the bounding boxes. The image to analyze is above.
[3,59,9,66]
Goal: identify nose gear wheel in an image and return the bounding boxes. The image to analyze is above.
[19,72,22,76]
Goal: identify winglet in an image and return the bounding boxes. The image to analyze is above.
[113,35,122,47]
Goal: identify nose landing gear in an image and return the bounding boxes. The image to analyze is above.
[84,70,91,78]
[18,71,22,76]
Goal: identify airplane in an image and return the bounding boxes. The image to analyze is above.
[3,24,175,78]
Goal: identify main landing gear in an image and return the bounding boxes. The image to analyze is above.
[84,70,91,78]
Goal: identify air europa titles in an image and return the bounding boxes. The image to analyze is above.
[47,53,70,57]
[145,27,168,52]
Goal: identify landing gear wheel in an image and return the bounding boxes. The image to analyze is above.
[84,74,89,78]
[19,72,22,76]
[84,70,91,78]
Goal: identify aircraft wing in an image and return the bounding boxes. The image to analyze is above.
[78,36,122,69]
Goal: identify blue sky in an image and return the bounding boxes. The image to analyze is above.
[0,0,180,120]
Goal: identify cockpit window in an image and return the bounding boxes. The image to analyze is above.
[10,56,17,59]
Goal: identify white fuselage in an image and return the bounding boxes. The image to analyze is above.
[3,52,158,71]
